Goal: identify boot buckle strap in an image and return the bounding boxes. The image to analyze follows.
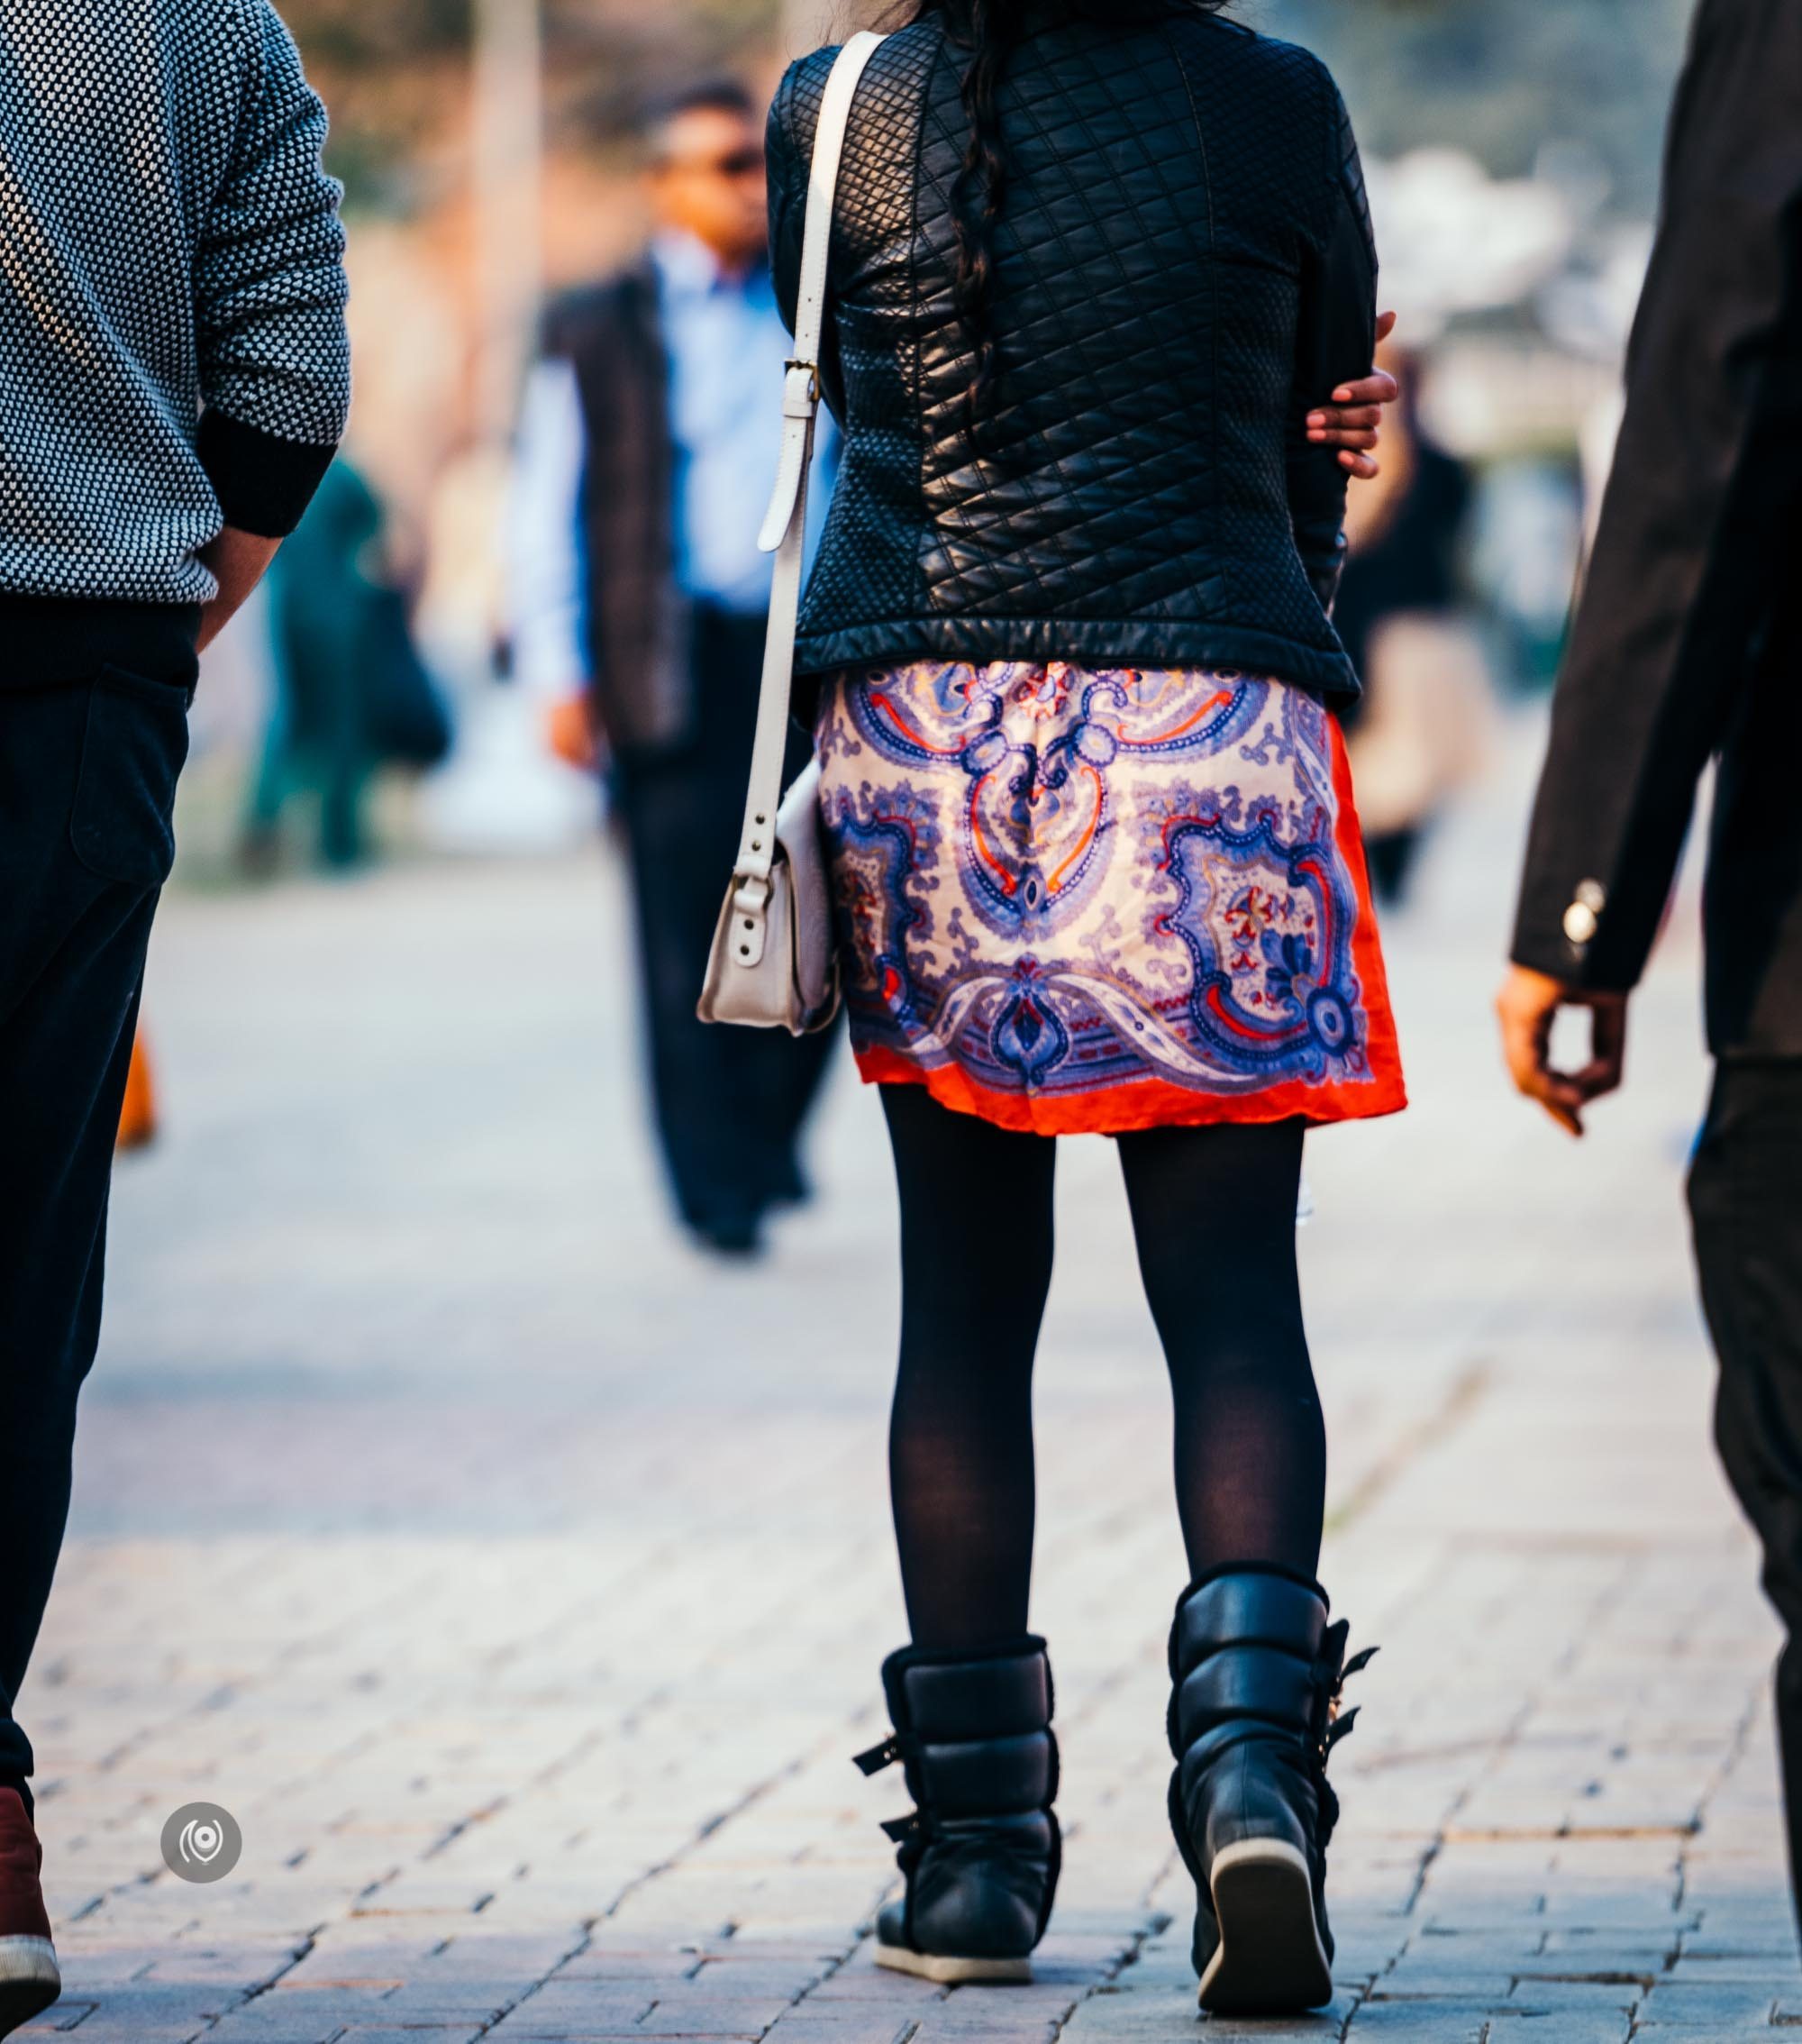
[852,1734,902,1777]
[879,1813,919,1844]
[1323,1704,1361,1757]
[1311,1634,1378,1757]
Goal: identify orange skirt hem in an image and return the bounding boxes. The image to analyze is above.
[853,1045,1408,1138]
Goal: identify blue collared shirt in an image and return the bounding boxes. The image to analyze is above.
[654,231,835,615]
[507,232,837,692]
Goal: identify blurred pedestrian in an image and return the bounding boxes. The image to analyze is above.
[509,81,838,1257]
[243,460,450,871]
[766,1,1404,2012]
[1335,348,1493,906]
[1499,0,1802,1941]
[0,4,349,2030]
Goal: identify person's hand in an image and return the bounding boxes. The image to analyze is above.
[1306,309,1400,479]
[196,526,282,652]
[1496,963,1629,1138]
[546,692,600,772]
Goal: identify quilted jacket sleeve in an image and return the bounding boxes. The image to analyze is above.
[1286,78,1377,618]
[766,50,847,417]
[194,0,351,539]
[767,62,809,327]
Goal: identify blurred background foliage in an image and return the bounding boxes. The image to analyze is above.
[1260,0,1694,216]
[287,0,787,208]
[282,0,471,207]
[287,0,1696,220]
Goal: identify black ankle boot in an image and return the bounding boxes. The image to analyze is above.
[853,1638,1060,1984]
[1166,1569,1373,2015]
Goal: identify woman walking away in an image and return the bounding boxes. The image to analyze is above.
[767,0,1405,2013]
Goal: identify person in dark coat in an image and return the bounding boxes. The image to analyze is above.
[1499,0,1802,1930]
[511,81,841,1258]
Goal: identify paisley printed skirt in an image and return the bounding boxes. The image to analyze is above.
[815,660,1406,1136]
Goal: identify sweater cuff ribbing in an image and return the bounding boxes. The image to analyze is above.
[197,407,339,539]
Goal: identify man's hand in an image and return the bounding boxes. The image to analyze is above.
[546,692,601,772]
[1306,309,1400,479]
[1497,963,1629,1138]
[196,526,281,652]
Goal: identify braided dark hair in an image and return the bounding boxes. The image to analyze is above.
[899,0,1231,445]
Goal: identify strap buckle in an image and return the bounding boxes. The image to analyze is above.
[782,360,821,415]
[733,873,771,917]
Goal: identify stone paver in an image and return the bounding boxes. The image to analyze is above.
[18,719,1794,2040]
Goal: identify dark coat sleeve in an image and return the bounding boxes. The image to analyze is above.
[1287,78,1378,618]
[1511,0,1802,989]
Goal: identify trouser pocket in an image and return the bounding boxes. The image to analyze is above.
[67,663,193,890]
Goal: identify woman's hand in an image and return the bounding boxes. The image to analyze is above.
[1306,309,1400,479]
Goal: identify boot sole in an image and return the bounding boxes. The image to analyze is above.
[1197,1839,1333,2015]
[875,1941,1032,1985]
[0,1936,61,2039]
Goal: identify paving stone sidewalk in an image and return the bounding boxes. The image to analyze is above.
[20,725,1795,2041]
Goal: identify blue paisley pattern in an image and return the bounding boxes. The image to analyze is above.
[815,661,1403,1130]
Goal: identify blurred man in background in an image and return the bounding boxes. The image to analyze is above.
[1498,0,1802,1932]
[0,3,349,2029]
[509,82,839,1259]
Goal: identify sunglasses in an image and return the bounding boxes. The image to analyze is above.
[660,146,765,181]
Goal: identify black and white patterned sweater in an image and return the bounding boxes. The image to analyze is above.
[0,0,350,608]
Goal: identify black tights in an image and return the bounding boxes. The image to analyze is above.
[881,1083,1325,1650]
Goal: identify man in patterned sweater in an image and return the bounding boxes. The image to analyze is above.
[0,5,350,2027]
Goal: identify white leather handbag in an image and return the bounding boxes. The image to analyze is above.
[697,31,887,1036]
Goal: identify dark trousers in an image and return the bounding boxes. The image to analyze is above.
[1689,1059,1802,1923]
[0,661,192,1807]
[614,607,835,1236]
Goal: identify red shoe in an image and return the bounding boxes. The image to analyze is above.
[0,1789,58,2036]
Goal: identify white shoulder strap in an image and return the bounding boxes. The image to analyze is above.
[730,31,887,934]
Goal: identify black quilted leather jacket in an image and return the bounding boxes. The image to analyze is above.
[768,9,1377,705]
